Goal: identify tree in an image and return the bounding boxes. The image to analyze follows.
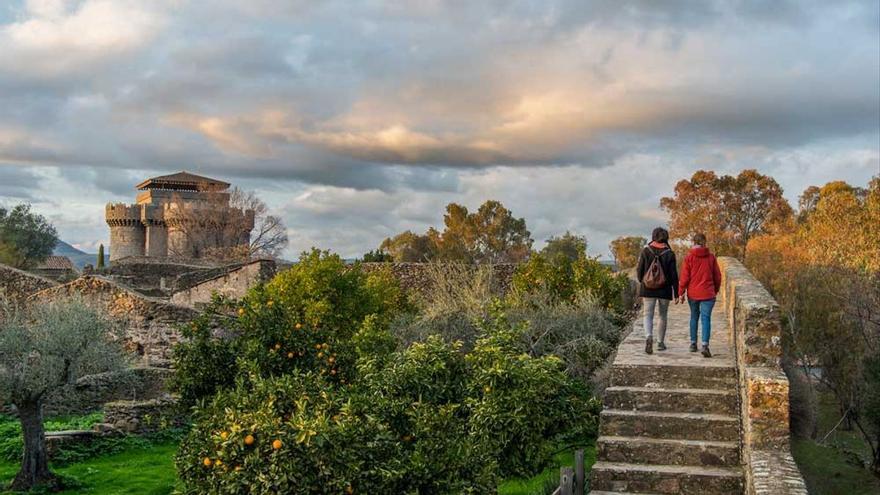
[0,204,58,269]
[609,236,646,270]
[361,249,393,262]
[746,177,880,472]
[0,299,126,490]
[97,244,105,269]
[379,200,533,263]
[660,169,793,259]
[380,230,437,262]
[229,188,289,259]
[541,232,587,262]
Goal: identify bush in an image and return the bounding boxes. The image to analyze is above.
[511,251,630,315]
[176,297,596,493]
[170,249,409,407]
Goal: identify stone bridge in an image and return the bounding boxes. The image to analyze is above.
[591,257,808,495]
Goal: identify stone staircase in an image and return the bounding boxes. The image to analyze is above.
[591,299,744,494]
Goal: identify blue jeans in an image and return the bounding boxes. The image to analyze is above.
[688,298,716,345]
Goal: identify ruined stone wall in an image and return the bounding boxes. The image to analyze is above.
[718,257,807,495]
[41,367,173,416]
[29,276,199,367]
[0,262,58,304]
[170,259,276,308]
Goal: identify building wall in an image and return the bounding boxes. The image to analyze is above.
[144,224,168,257]
[170,259,276,308]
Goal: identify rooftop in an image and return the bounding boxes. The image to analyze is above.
[35,256,76,271]
[136,171,230,192]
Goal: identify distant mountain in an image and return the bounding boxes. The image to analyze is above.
[54,240,109,269]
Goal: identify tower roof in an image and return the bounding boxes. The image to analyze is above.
[136,171,230,192]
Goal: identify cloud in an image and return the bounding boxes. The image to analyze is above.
[0,1,876,257]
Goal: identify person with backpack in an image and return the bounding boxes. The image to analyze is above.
[677,233,722,358]
[636,227,679,354]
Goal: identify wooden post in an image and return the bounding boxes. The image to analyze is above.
[560,467,574,495]
[575,449,585,495]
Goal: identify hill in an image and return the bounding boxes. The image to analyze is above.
[54,240,109,269]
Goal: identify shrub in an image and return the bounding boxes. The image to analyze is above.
[511,251,630,315]
[170,249,409,407]
[176,295,596,493]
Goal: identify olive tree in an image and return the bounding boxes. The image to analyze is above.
[0,300,126,491]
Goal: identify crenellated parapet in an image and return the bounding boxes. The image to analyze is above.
[105,204,144,227]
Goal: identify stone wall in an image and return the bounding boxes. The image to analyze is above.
[104,397,186,434]
[0,262,58,303]
[29,276,199,366]
[44,367,173,416]
[170,259,276,308]
[717,257,807,495]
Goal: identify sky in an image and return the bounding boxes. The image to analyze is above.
[0,0,878,259]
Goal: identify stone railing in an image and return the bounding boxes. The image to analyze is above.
[717,257,808,495]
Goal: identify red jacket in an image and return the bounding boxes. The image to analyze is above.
[679,246,722,301]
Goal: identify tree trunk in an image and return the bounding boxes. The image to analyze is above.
[11,400,59,491]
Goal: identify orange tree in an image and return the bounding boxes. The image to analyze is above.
[174,249,597,493]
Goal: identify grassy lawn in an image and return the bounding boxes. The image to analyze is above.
[0,442,178,495]
[498,445,596,495]
[790,386,880,495]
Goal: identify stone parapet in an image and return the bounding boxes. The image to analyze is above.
[717,256,807,495]
[0,262,58,303]
[105,203,143,226]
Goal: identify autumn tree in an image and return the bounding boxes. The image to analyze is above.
[746,177,880,471]
[380,230,437,262]
[609,236,646,270]
[541,232,587,262]
[0,300,126,491]
[379,200,533,263]
[0,204,58,269]
[661,169,793,259]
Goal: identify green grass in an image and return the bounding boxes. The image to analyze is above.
[793,438,880,495]
[790,386,880,495]
[0,442,178,495]
[498,445,597,495]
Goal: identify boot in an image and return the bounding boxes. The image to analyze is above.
[701,344,712,358]
[657,341,667,351]
[689,342,698,352]
[645,336,653,354]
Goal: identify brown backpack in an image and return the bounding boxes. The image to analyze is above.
[642,248,667,290]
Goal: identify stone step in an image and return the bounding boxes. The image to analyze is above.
[589,492,661,495]
[611,364,736,390]
[604,386,737,415]
[599,409,739,442]
[590,461,743,495]
[597,436,740,467]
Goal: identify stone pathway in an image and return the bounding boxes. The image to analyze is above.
[591,298,744,494]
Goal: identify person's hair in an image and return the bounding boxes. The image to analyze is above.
[693,233,707,246]
[651,227,669,243]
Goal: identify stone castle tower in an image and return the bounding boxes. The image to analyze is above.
[105,171,254,262]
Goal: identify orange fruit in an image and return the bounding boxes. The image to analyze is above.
[330,369,337,375]
[274,343,281,350]
[295,323,302,329]
[346,485,353,494]
[484,386,491,393]
[267,300,274,307]
[272,439,282,450]
[203,457,212,467]
[317,352,323,358]
[235,465,242,472]
[322,343,329,349]
[220,431,228,440]
[244,434,255,446]
[315,344,321,350]
[215,459,223,466]
[287,352,294,359]
[328,356,335,364]
[237,308,245,316]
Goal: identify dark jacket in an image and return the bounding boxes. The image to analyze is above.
[679,246,722,301]
[636,243,679,300]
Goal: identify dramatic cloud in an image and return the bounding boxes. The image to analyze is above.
[0,0,877,257]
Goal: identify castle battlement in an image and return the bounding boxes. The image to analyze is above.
[105,204,144,226]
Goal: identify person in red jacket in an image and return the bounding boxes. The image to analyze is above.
[677,233,722,357]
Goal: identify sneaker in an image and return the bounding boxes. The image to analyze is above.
[657,342,667,351]
[645,337,653,355]
[689,343,697,352]
[701,345,712,358]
